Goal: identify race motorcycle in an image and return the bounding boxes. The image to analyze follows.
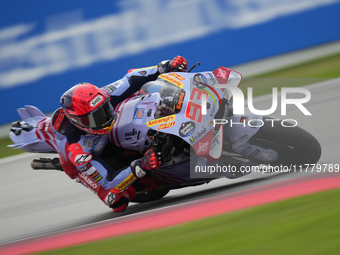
[8,65,322,203]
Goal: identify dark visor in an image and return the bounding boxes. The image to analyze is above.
[71,100,115,130]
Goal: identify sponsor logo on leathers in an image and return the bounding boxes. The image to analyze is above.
[75,154,92,165]
[80,173,98,189]
[90,95,103,107]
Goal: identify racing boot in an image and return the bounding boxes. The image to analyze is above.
[110,149,160,212]
[110,185,136,213]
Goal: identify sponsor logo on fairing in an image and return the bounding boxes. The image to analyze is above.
[179,121,195,137]
[240,116,248,124]
[189,126,207,143]
[193,73,207,89]
[197,141,209,153]
[205,72,217,85]
[176,92,185,110]
[209,134,222,150]
[216,68,227,79]
[157,121,175,130]
[213,135,221,145]
[146,115,175,127]
[133,108,144,119]
[210,103,216,118]
[159,74,184,88]
[248,119,258,128]
[168,73,186,81]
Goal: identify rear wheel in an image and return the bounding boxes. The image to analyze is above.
[131,189,170,203]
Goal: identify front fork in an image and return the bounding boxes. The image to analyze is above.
[224,111,279,164]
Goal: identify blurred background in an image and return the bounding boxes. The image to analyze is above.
[1,0,340,126]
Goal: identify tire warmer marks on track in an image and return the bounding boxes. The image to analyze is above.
[1,173,340,255]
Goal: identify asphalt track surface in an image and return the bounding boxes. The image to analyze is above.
[0,78,339,248]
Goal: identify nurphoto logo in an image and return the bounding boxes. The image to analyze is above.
[201,84,312,128]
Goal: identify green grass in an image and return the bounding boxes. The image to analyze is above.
[2,52,340,159]
[0,136,24,158]
[255,52,340,78]
[38,188,340,255]
[241,52,340,97]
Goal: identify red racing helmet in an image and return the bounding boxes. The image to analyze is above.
[60,82,116,135]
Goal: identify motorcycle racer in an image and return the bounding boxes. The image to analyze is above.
[51,56,187,212]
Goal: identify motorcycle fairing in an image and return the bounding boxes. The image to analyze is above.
[110,72,216,154]
[8,105,57,153]
[223,112,278,163]
[212,67,243,93]
[111,68,243,162]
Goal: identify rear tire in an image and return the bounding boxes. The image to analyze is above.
[131,189,170,203]
[248,117,321,166]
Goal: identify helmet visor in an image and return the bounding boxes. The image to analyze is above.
[70,99,115,130]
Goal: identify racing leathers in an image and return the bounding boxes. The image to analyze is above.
[50,57,187,211]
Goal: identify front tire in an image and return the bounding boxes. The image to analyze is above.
[248,116,321,166]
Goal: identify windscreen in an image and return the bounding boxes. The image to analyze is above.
[141,80,186,119]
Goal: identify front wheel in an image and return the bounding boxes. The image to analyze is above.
[248,116,321,166]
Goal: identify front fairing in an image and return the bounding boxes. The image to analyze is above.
[145,72,221,145]
[111,72,220,153]
[111,69,242,159]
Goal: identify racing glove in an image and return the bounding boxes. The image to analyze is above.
[158,56,187,73]
[131,148,161,178]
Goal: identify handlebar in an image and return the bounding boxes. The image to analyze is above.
[187,62,200,73]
